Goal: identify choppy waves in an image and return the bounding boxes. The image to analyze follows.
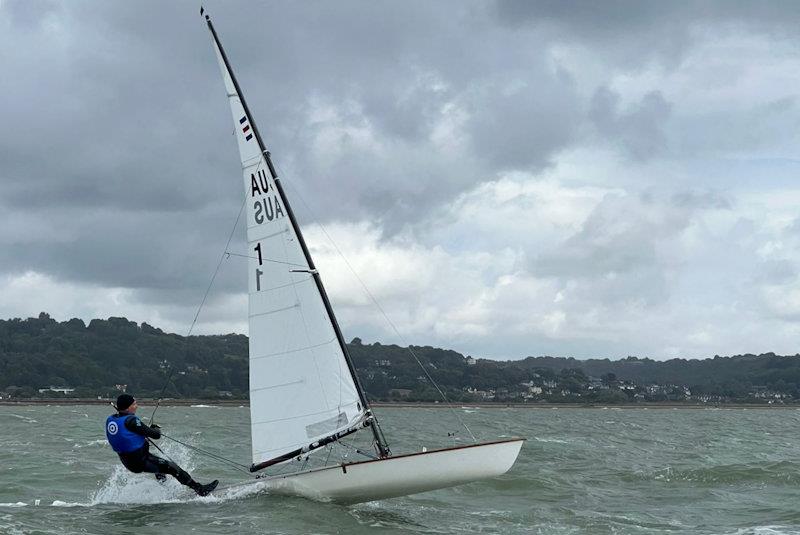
[5,405,800,534]
[625,461,800,485]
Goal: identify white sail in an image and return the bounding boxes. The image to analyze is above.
[208,32,366,467]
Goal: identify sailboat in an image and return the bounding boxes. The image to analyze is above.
[201,10,523,504]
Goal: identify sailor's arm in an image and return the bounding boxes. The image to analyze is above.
[123,415,162,439]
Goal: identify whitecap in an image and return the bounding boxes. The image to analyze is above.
[0,503,27,508]
[51,501,85,508]
[72,439,106,449]
[534,437,570,444]
[7,414,37,423]
[724,526,800,535]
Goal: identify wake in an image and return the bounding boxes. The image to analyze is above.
[24,439,267,508]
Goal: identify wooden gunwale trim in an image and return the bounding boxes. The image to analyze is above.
[266,437,525,480]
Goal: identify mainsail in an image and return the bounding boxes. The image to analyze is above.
[204,12,380,470]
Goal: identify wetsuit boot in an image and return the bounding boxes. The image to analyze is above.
[190,479,219,497]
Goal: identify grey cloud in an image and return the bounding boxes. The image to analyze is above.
[753,260,796,285]
[670,190,731,211]
[530,187,733,311]
[2,0,798,360]
[532,191,707,306]
[675,97,800,158]
[3,0,60,29]
[590,87,672,161]
[495,1,683,34]
[468,77,581,170]
[0,203,246,302]
[787,217,800,237]
[494,0,800,68]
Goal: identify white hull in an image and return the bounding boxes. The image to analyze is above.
[258,438,524,504]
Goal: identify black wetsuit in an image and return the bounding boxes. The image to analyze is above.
[113,414,195,487]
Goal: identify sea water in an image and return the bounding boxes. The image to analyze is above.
[1,404,800,534]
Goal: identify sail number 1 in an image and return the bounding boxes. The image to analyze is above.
[254,242,263,291]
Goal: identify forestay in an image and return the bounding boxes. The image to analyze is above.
[208,32,366,467]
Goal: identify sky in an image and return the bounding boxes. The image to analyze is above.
[1,1,800,360]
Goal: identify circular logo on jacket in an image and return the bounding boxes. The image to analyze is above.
[107,421,119,435]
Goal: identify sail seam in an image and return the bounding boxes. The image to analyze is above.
[241,155,261,167]
[246,221,292,234]
[249,337,337,361]
[249,302,300,319]
[250,405,359,427]
[247,275,313,296]
[250,379,304,393]
[246,225,291,240]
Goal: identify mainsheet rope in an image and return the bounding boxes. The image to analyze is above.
[157,432,252,474]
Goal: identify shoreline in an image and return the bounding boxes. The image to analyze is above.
[0,399,796,409]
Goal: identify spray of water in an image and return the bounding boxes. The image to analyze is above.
[63,440,272,507]
[89,440,199,505]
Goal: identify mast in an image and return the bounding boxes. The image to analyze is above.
[202,9,390,467]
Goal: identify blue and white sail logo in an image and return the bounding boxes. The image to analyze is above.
[239,115,253,142]
[107,421,118,435]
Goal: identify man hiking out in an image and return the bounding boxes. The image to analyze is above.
[105,394,218,496]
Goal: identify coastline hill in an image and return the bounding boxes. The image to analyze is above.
[1,313,797,403]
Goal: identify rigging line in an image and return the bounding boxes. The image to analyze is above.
[188,195,248,338]
[337,440,378,460]
[160,432,252,474]
[149,195,248,425]
[146,437,177,466]
[223,251,306,268]
[148,366,177,424]
[278,170,476,443]
[267,458,299,476]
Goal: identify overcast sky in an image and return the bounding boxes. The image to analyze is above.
[2,0,800,360]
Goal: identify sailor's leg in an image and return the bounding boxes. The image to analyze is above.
[140,453,218,496]
[140,453,194,486]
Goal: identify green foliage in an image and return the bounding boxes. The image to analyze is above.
[1,314,798,402]
[0,313,248,399]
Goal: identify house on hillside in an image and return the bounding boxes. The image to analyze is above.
[38,386,75,394]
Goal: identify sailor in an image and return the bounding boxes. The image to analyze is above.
[105,394,218,496]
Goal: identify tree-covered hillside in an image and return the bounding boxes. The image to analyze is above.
[0,313,248,399]
[1,313,799,403]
